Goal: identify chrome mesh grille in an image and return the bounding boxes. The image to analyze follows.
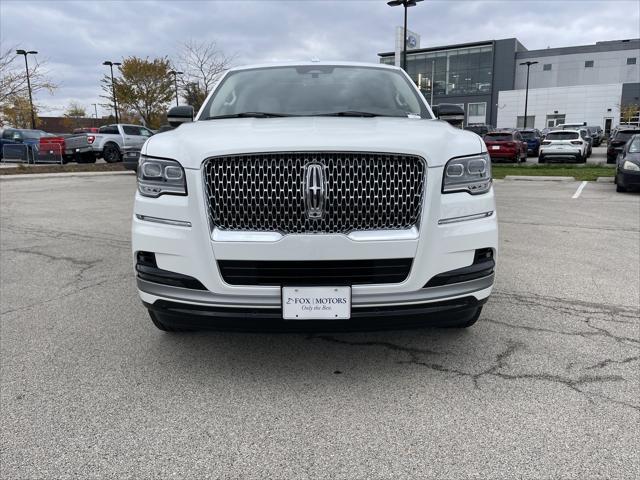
[203,152,425,234]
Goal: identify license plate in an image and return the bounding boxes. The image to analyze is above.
[282,286,351,320]
[491,145,500,150]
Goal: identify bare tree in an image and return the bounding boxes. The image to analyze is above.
[176,40,234,110]
[0,44,57,105]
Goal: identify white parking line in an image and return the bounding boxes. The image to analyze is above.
[572,181,588,199]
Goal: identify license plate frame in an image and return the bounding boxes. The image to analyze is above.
[282,286,351,320]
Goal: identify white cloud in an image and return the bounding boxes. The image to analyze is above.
[1,0,638,116]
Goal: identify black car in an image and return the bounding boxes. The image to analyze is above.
[587,125,603,147]
[464,124,494,136]
[615,134,640,192]
[608,127,640,163]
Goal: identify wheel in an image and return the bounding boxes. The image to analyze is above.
[148,310,193,332]
[103,143,122,163]
[616,184,627,193]
[450,306,482,328]
[587,147,592,158]
[513,153,520,164]
[538,155,545,163]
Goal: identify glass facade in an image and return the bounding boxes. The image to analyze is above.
[383,45,494,98]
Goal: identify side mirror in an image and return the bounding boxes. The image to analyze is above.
[433,103,465,128]
[167,105,194,128]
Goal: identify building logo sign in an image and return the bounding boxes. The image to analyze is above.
[395,26,421,67]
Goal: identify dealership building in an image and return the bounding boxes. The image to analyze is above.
[379,37,640,133]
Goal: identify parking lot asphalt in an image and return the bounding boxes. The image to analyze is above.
[1,175,638,479]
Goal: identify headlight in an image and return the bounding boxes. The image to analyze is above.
[137,155,187,197]
[442,153,492,195]
[622,160,640,172]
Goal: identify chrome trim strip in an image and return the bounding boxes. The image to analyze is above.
[212,228,283,242]
[135,214,192,227]
[211,227,420,242]
[438,211,494,225]
[347,227,419,242]
[137,274,494,309]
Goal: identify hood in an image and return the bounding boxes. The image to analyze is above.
[143,117,485,169]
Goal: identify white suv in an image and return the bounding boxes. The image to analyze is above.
[132,62,498,331]
[539,129,589,163]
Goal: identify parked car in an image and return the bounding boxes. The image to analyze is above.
[607,126,640,163]
[587,125,604,147]
[0,128,49,162]
[39,133,95,163]
[517,128,542,156]
[464,124,494,136]
[579,128,593,157]
[539,129,588,163]
[88,124,154,163]
[483,130,527,163]
[132,61,498,331]
[614,134,640,192]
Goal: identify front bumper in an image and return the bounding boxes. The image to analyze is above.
[132,166,498,322]
[617,168,640,188]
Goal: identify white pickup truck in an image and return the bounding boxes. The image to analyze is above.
[88,124,154,162]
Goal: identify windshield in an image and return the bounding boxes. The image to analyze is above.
[519,131,536,139]
[628,136,640,153]
[546,131,579,140]
[615,131,640,142]
[201,65,430,119]
[484,133,513,141]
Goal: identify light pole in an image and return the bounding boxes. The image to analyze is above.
[387,0,423,71]
[168,70,184,107]
[519,61,538,129]
[103,60,122,123]
[16,49,38,129]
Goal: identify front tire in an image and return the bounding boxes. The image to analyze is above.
[148,310,193,332]
[103,143,122,163]
[538,155,546,163]
[449,306,482,328]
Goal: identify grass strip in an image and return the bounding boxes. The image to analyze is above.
[492,164,614,181]
[0,163,127,175]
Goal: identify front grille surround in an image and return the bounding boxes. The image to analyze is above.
[202,151,426,235]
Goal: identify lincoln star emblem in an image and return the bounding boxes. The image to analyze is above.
[304,162,325,220]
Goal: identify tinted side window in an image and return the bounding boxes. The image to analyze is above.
[2,129,16,139]
[122,125,141,135]
[99,125,119,134]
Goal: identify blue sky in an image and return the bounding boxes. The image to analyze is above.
[2,0,639,115]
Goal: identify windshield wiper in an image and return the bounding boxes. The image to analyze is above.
[204,112,294,120]
[315,111,383,117]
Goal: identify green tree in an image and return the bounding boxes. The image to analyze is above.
[110,56,174,129]
[0,95,39,128]
[64,101,86,118]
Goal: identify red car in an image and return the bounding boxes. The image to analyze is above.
[483,130,527,163]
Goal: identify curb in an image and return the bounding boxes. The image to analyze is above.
[503,175,575,182]
[0,170,134,181]
[596,177,615,183]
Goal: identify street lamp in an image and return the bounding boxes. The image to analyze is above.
[387,0,424,71]
[16,49,38,129]
[519,61,538,129]
[103,60,122,123]
[168,70,184,107]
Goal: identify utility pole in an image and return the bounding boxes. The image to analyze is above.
[103,61,122,123]
[519,61,538,128]
[16,49,38,129]
[387,0,424,71]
